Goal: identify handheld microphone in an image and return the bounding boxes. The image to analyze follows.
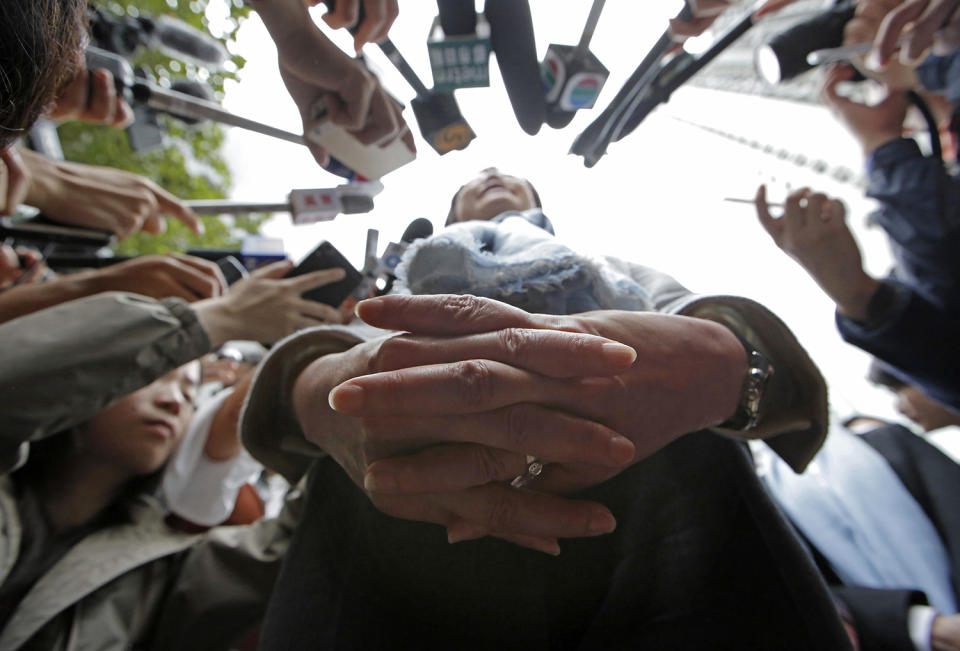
[378,218,434,293]
[438,0,477,36]
[484,0,545,135]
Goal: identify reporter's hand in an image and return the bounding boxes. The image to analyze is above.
[0,244,40,289]
[755,185,879,321]
[316,0,399,51]
[844,0,920,88]
[194,259,347,345]
[47,67,135,127]
[20,150,203,238]
[820,63,908,154]
[251,0,413,168]
[933,613,960,651]
[1,147,30,216]
[90,254,227,302]
[873,0,960,68]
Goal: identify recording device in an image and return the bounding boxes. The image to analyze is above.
[428,1,491,92]
[0,217,115,250]
[285,241,363,306]
[326,0,475,155]
[186,184,381,225]
[377,217,434,294]
[754,2,856,84]
[571,2,693,167]
[484,0,546,135]
[541,0,609,129]
[88,5,228,67]
[86,10,403,179]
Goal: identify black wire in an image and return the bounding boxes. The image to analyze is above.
[906,89,947,228]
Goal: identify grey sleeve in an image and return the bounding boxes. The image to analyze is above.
[0,292,211,470]
[240,323,386,484]
[607,258,828,472]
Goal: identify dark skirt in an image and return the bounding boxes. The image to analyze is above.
[259,430,852,650]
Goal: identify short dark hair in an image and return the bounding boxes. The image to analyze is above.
[445,179,543,226]
[0,0,87,149]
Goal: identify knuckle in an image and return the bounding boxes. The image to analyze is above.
[484,492,520,531]
[440,294,487,324]
[471,445,510,483]
[503,404,534,450]
[451,360,495,408]
[497,327,533,360]
[371,335,415,371]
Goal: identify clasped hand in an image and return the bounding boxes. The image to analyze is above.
[292,294,746,553]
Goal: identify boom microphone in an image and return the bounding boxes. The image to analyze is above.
[147,15,229,67]
[484,0,546,135]
[437,0,477,36]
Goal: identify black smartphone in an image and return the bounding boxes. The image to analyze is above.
[285,241,362,306]
[215,255,248,286]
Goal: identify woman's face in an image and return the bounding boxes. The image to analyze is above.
[81,363,200,476]
[453,168,537,223]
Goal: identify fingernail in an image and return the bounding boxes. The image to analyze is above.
[587,508,616,535]
[866,49,884,70]
[328,383,363,412]
[363,470,396,493]
[600,342,637,366]
[355,297,384,322]
[448,522,486,544]
[606,436,636,465]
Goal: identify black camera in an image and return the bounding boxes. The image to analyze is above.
[755,1,856,84]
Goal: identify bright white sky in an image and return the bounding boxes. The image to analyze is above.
[212,1,931,427]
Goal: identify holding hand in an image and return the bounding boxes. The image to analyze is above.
[194,259,347,345]
[19,150,202,239]
[86,254,227,302]
[291,293,747,552]
[872,0,960,67]
[250,0,413,168]
[47,67,135,128]
[315,0,399,51]
[820,63,908,155]
[843,0,920,88]
[755,185,880,321]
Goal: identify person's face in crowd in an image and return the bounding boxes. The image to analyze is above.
[452,168,538,223]
[895,385,960,432]
[81,362,200,476]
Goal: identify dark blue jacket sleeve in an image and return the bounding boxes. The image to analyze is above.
[836,280,960,412]
[916,50,960,104]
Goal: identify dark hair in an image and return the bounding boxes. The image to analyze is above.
[445,179,543,226]
[0,0,87,149]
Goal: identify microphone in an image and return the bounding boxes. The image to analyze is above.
[143,15,229,67]
[378,218,434,293]
[437,0,477,36]
[484,0,545,135]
